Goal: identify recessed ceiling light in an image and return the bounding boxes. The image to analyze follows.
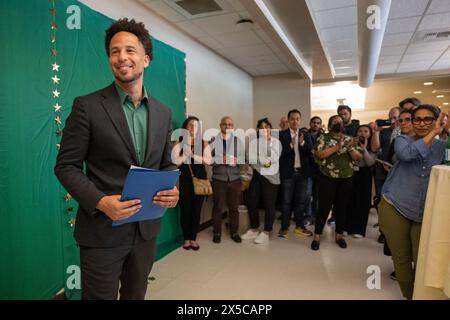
[414,91,422,94]
[444,102,449,105]
[437,95,445,98]
[424,82,433,86]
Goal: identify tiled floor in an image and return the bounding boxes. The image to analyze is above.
[146,209,404,300]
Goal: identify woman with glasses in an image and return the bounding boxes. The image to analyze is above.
[378,105,449,299]
[385,109,415,166]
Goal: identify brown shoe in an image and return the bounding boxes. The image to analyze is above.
[294,227,313,237]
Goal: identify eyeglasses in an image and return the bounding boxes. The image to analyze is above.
[398,118,411,123]
[412,117,435,125]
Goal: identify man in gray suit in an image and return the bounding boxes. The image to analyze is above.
[55,18,179,300]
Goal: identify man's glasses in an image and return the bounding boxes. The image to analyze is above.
[398,118,411,123]
[412,117,435,125]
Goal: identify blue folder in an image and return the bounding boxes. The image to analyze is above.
[112,166,180,226]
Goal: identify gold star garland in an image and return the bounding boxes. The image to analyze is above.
[50,0,74,227]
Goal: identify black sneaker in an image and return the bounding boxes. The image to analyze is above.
[213,233,221,243]
[311,240,320,251]
[231,233,242,243]
[390,271,397,281]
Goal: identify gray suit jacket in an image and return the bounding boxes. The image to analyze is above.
[55,82,175,247]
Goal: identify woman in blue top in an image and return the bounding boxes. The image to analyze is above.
[378,104,449,299]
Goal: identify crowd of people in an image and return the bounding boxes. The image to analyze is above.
[176,98,450,300]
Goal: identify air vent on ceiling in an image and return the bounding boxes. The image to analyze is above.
[175,0,222,16]
[414,29,450,43]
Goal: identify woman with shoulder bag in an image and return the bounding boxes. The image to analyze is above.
[172,116,210,251]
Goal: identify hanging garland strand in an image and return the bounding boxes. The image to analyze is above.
[51,0,75,227]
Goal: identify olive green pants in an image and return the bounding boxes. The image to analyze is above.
[378,197,422,299]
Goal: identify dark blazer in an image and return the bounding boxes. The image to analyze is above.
[279,128,314,180]
[55,83,175,247]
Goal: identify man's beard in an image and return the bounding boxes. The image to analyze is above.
[115,71,143,84]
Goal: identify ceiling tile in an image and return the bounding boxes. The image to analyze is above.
[326,39,357,52]
[402,51,443,63]
[176,20,209,37]
[397,61,434,72]
[226,0,246,12]
[214,30,263,47]
[382,32,414,46]
[142,0,187,22]
[238,54,282,66]
[385,16,421,34]
[430,58,450,70]
[439,49,450,59]
[197,36,223,49]
[329,50,357,61]
[218,43,274,58]
[192,13,243,36]
[388,0,429,19]
[377,63,398,74]
[380,45,408,56]
[308,0,356,12]
[333,59,357,68]
[379,55,403,64]
[427,0,450,14]
[315,6,357,29]
[407,41,450,54]
[255,63,289,75]
[254,28,273,44]
[418,12,450,31]
[321,25,357,42]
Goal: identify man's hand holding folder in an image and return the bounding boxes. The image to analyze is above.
[96,195,143,221]
[96,166,180,225]
[153,186,179,208]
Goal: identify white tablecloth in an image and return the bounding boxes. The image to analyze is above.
[413,165,450,300]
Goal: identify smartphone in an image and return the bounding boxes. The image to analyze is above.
[376,119,391,127]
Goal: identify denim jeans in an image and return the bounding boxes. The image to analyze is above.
[281,172,308,230]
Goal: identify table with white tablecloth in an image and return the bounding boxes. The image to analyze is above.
[413,165,450,300]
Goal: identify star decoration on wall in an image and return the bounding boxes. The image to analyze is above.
[51,21,57,30]
[51,48,58,56]
[51,36,56,43]
[55,115,62,125]
[52,89,60,98]
[65,193,73,201]
[50,8,56,16]
[52,63,60,71]
[51,75,60,84]
[53,103,61,112]
[56,143,60,150]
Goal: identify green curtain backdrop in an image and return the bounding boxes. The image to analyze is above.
[0,0,186,299]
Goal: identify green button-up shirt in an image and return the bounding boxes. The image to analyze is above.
[115,83,149,165]
[314,133,363,179]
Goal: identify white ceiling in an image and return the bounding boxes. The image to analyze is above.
[307,0,450,78]
[138,0,292,76]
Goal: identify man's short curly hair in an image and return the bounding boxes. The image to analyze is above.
[105,18,153,60]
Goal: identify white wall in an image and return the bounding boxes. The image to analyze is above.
[253,74,311,129]
[79,0,254,131]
